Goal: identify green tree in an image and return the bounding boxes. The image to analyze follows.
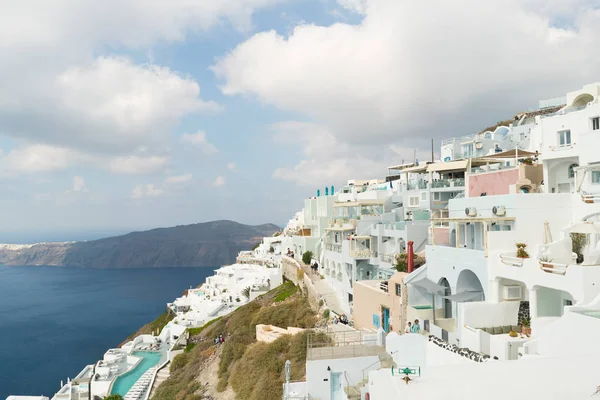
[242,286,251,299]
[302,251,313,265]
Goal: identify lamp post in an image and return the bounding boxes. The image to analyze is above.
[285,360,291,399]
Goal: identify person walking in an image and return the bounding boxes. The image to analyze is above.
[410,319,421,333]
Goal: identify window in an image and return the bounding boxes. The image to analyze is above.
[557,130,572,147]
[593,117,600,131]
[592,171,600,185]
[409,196,419,207]
[395,283,402,296]
[433,192,441,201]
[421,191,427,201]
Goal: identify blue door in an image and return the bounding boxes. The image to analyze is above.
[330,372,343,399]
[382,307,390,332]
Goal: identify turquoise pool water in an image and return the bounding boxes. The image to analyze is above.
[110,351,162,395]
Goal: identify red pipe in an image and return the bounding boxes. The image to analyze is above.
[407,241,414,273]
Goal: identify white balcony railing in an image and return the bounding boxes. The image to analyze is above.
[499,254,524,267]
[350,249,373,259]
[539,260,568,275]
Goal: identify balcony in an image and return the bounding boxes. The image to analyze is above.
[326,243,342,252]
[431,178,465,188]
[350,249,373,259]
[380,253,395,264]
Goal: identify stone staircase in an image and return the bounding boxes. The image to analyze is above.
[148,363,170,398]
[343,353,395,400]
[313,279,345,316]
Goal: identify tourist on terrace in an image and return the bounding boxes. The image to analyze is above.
[410,319,421,333]
[404,321,412,334]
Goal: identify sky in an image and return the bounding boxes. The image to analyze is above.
[1,0,600,242]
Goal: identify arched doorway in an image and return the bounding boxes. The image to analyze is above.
[439,278,452,318]
[450,229,457,247]
[456,269,485,302]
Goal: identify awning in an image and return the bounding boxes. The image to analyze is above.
[427,160,468,173]
[478,149,539,160]
[333,201,358,208]
[564,222,600,234]
[409,278,445,294]
[358,199,387,206]
[441,291,483,302]
[352,235,371,239]
[402,164,428,173]
[388,163,414,170]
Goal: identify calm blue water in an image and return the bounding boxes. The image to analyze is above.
[111,351,162,396]
[0,266,214,399]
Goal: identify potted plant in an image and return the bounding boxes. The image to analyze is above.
[516,243,529,258]
[521,317,531,336]
[521,158,534,166]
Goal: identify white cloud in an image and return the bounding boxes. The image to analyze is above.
[213,176,226,187]
[0,144,82,175]
[181,131,219,154]
[270,121,406,186]
[72,176,86,192]
[131,184,164,199]
[165,173,193,184]
[0,0,284,178]
[227,162,237,171]
[108,155,169,175]
[212,0,600,152]
[0,0,289,49]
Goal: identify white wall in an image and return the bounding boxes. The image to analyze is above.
[306,356,380,400]
[385,332,427,368]
[460,301,519,328]
[525,311,600,357]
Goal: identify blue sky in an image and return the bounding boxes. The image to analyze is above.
[0,0,599,242]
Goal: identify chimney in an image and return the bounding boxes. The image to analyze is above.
[407,241,415,273]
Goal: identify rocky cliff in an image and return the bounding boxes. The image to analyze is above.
[0,220,279,268]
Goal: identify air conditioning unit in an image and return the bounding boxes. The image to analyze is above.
[465,207,477,217]
[492,206,506,216]
[502,285,522,300]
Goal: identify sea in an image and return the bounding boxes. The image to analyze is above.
[0,265,214,399]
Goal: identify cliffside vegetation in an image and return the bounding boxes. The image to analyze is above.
[120,309,174,346]
[152,281,318,400]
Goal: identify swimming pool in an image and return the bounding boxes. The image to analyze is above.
[110,351,162,395]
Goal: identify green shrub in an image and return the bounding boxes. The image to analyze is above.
[302,251,313,265]
[187,317,222,337]
[184,343,196,353]
[104,395,123,400]
[170,352,190,373]
[273,281,297,302]
[323,309,330,319]
[319,299,324,307]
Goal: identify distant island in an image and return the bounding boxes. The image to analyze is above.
[0,220,280,268]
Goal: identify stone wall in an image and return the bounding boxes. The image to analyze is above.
[282,255,323,312]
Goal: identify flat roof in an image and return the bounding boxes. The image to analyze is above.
[368,353,600,400]
[427,160,468,173]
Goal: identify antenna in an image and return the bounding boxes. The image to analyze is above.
[431,139,434,162]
